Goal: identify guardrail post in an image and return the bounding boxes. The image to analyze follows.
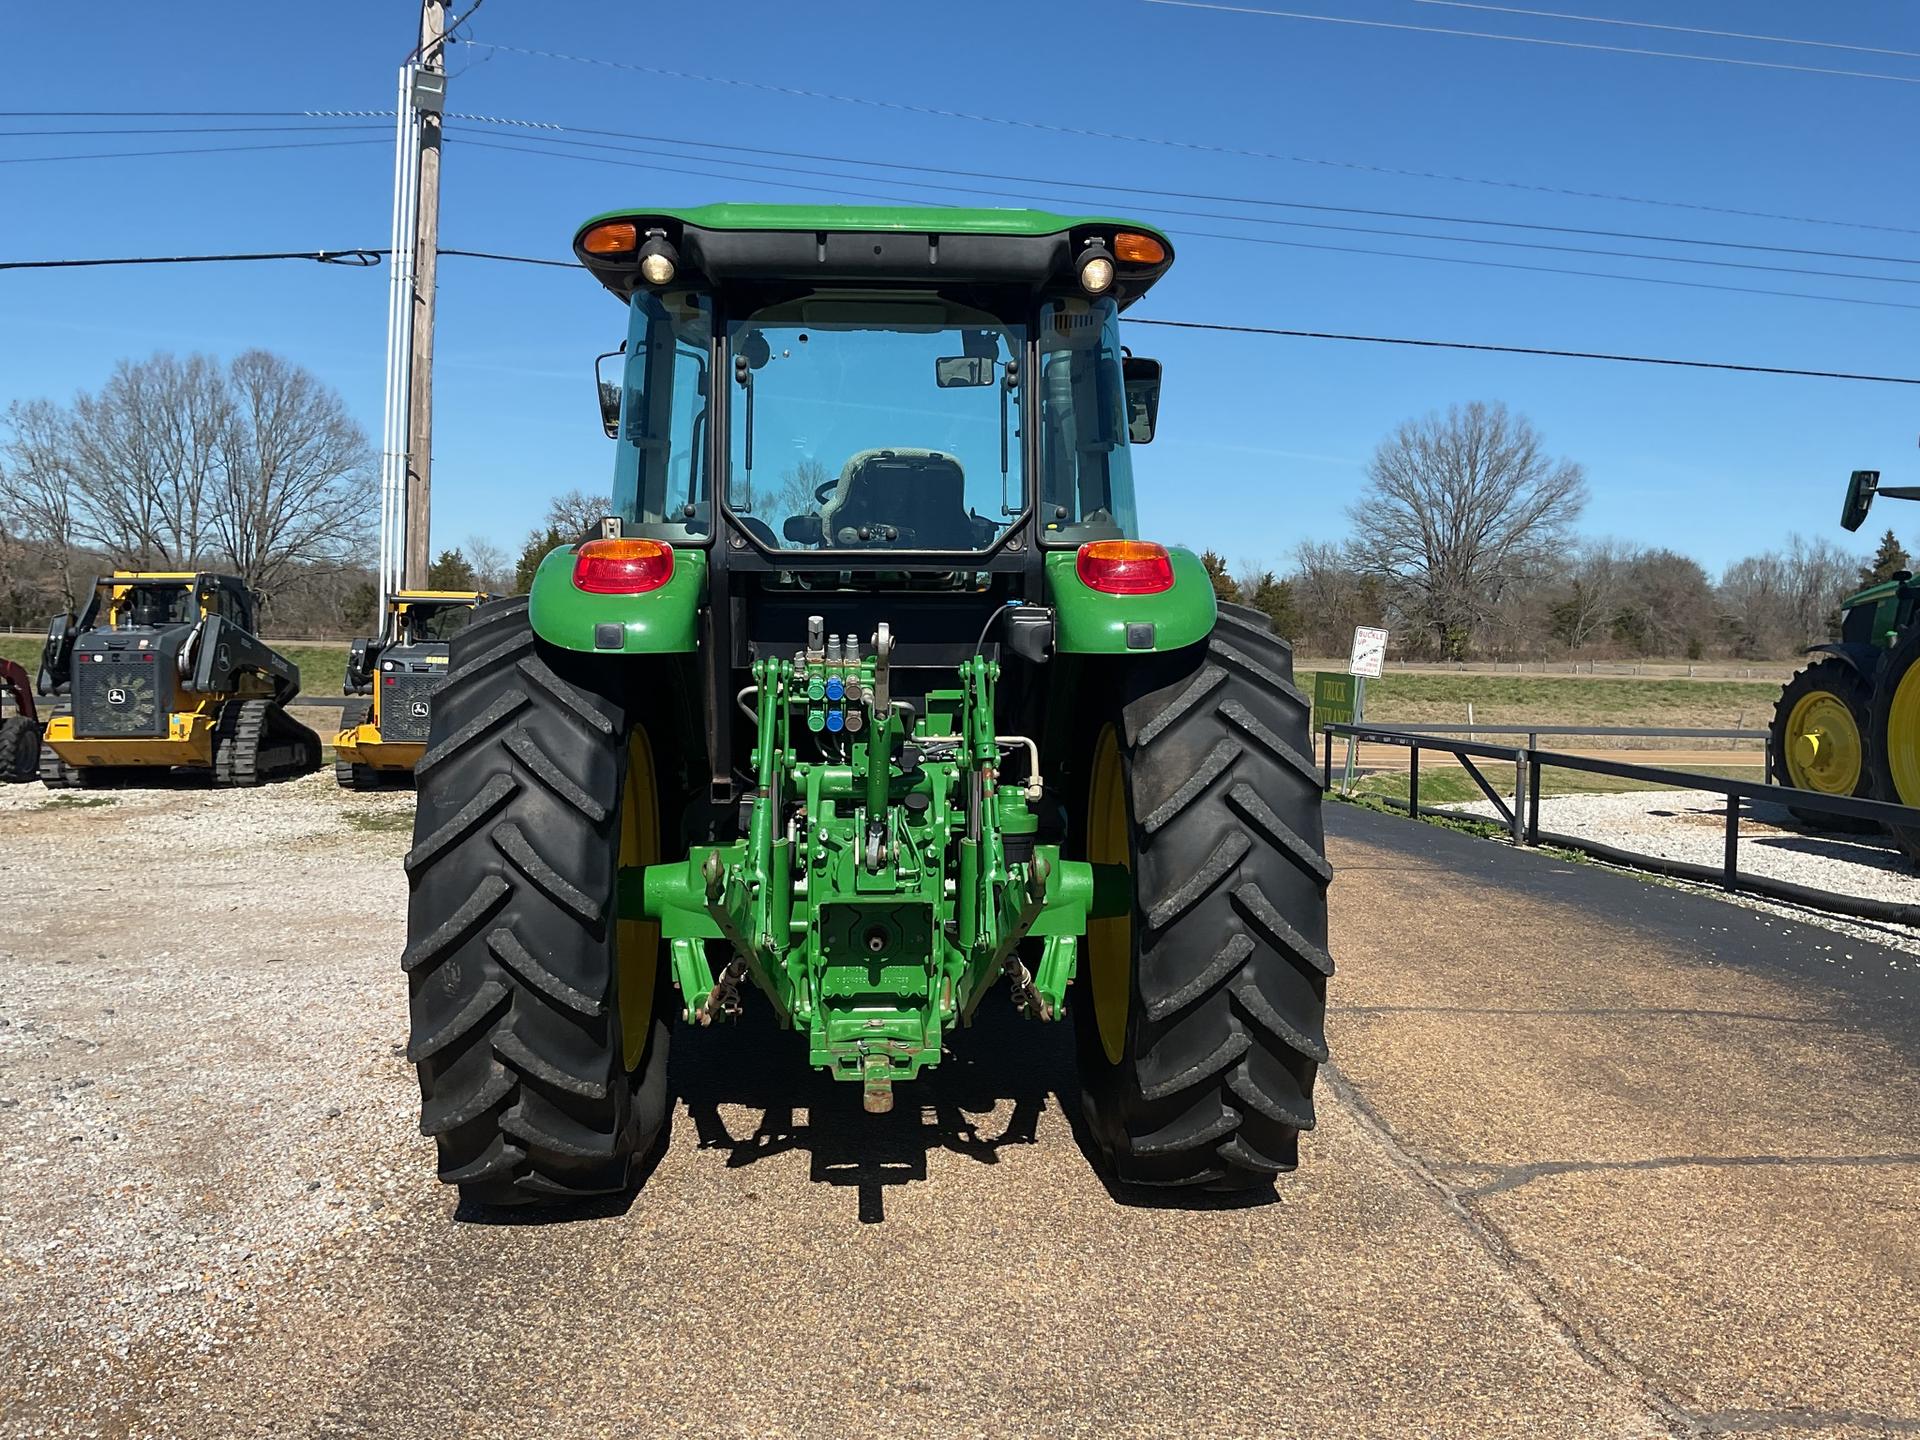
[1408,744,1419,821]
[1510,749,1524,843]
[1723,795,1739,890]
[1322,728,1333,793]
[1526,748,1541,847]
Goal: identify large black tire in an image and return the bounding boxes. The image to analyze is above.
[401,597,673,1206]
[333,701,381,790]
[1771,658,1877,833]
[1869,628,1920,862]
[0,715,40,782]
[1071,602,1333,1191]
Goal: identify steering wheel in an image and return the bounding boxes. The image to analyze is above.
[813,477,838,505]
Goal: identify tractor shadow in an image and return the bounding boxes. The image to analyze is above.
[673,999,1076,1224]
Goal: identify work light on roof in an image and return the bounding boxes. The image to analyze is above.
[1077,240,1116,296]
[638,230,678,287]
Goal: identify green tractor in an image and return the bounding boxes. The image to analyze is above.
[1772,469,1920,845]
[402,205,1332,1205]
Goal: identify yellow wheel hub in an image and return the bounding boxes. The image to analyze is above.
[617,728,661,1070]
[1783,690,1861,796]
[1885,663,1920,807]
[1086,724,1132,1066]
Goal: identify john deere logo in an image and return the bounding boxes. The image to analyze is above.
[106,686,129,707]
[409,700,430,719]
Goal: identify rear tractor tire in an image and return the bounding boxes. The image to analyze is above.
[1771,658,1877,834]
[0,715,40,783]
[1071,602,1333,1192]
[1868,628,1920,862]
[401,596,674,1206]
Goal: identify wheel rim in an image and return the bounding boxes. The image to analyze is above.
[1783,689,1862,796]
[617,727,661,1069]
[1086,723,1132,1066]
[1886,663,1920,807]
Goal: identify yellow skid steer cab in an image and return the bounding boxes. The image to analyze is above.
[37,571,321,788]
[335,590,490,789]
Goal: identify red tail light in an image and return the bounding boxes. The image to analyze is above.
[573,537,674,594]
[1076,540,1174,596]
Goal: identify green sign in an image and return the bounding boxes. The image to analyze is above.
[1312,671,1358,728]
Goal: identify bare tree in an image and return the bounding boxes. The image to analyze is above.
[1348,402,1586,660]
[67,353,228,569]
[1548,539,1635,655]
[463,534,511,594]
[1290,539,1386,657]
[211,350,373,606]
[0,398,81,607]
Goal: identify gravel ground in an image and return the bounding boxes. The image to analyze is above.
[1440,788,1920,959]
[0,773,420,1432]
[5,779,1918,1437]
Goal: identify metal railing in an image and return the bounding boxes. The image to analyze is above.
[1320,722,1920,927]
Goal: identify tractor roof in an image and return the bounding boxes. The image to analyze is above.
[573,204,1175,309]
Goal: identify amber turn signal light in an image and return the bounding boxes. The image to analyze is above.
[1076,540,1174,595]
[1113,232,1167,265]
[581,221,639,255]
[573,537,674,594]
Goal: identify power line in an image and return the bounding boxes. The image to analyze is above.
[0,123,386,139]
[457,40,1920,237]
[1128,317,1920,384]
[445,112,1920,268]
[449,133,1920,312]
[8,240,1915,384]
[1140,0,1920,84]
[0,137,388,166]
[1409,2,1920,60]
[447,124,1920,290]
[1,249,384,271]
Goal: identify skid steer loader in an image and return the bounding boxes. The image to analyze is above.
[37,572,321,788]
[335,589,489,789]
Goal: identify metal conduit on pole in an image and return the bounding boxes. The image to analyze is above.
[377,60,421,627]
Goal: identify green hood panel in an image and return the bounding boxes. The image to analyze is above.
[527,545,706,654]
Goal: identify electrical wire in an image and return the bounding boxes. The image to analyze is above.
[1125,317,1920,385]
[457,39,1920,236]
[0,123,386,138]
[0,137,387,166]
[442,112,1920,268]
[444,124,1920,289]
[0,249,384,271]
[1139,0,1920,84]
[1409,2,1920,60]
[7,240,1916,384]
[449,134,1920,312]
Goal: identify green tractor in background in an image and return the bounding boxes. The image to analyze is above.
[1772,468,1920,851]
[401,205,1332,1206]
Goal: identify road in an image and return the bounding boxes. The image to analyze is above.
[2,781,1916,1438]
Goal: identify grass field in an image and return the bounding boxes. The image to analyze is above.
[1297,669,1785,734]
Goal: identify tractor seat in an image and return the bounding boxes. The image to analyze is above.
[818,449,975,549]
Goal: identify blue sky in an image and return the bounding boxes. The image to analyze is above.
[3,0,1916,575]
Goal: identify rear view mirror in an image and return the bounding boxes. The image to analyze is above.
[1123,355,1162,444]
[935,356,995,388]
[1841,469,1880,532]
[594,346,624,439]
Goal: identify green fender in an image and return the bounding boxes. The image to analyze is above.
[1044,546,1217,654]
[527,544,707,653]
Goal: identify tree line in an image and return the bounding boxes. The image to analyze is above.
[1,357,1889,659]
[1196,400,1882,662]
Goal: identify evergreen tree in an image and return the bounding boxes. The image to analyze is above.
[1199,548,1240,604]
[427,546,477,590]
[1858,529,1910,588]
[1244,569,1300,637]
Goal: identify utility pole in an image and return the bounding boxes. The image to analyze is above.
[403,0,448,590]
